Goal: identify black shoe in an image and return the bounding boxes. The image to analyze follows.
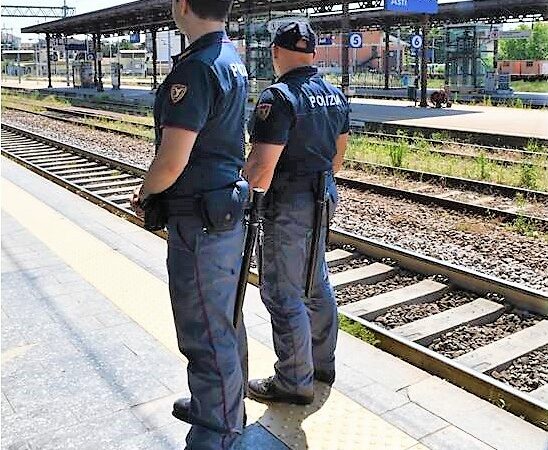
[172,397,247,429]
[314,370,335,386]
[247,376,314,405]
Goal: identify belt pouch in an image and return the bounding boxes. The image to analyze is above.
[200,180,249,233]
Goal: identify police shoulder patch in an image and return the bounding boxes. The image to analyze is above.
[256,103,272,121]
[170,84,188,104]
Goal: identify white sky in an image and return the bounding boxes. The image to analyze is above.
[2,0,516,42]
[2,1,126,38]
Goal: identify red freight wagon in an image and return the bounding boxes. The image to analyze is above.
[497,60,548,80]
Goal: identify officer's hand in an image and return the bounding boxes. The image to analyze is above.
[130,185,145,219]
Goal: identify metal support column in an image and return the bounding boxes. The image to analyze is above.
[384,27,390,90]
[244,0,252,77]
[46,33,52,88]
[63,0,70,86]
[152,28,158,89]
[93,33,98,86]
[341,0,350,95]
[63,34,70,86]
[96,33,104,92]
[420,19,429,108]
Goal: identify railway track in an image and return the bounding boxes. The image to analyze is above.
[2,85,152,116]
[337,172,548,230]
[2,122,546,430]
[349,124,548,167]
[4,105,547,227]
[5,85,548,149]
[7,101,546,170]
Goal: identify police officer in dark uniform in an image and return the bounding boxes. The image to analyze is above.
[130,1,249,448]
[244,21,350,405]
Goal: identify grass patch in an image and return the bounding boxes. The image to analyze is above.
[82,117,154,140]
[510,80,548,93]
[509,194,546,239]
[520,162,539,190]
[526,140,547,154]
[2,100,45,114]
[339,314,380,346]
[346,135,548,191]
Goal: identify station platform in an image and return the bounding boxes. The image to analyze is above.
[2,156,547,450]
[3,80,548,142]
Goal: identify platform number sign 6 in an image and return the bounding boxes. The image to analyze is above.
[411,34,423,50]
[349,33,363,49]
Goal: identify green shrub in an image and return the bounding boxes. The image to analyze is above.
[389,139,407,168]
[520,162,539,189]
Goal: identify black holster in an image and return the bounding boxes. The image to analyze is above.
[141,194,168,232]
[305,171,329,298]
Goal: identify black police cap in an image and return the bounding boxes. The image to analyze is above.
[272,21,316,54]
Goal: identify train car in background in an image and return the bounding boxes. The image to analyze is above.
[497,60,548,80]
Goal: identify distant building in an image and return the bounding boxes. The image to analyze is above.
[314,31,410,75]
[1,31,21,50]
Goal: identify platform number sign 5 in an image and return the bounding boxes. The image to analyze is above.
[349,33,363,49]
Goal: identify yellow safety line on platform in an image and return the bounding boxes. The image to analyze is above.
[2,177,425,450]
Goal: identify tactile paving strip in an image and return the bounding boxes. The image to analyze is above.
[2,176,424,450]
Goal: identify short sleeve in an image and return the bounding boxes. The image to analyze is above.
[249,88,293,145]
[160,60,217,132]
[341,104,350,134]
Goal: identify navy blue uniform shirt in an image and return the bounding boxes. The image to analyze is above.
[154,31,248,196]
[249,66,349,174]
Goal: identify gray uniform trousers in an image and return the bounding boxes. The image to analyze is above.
[167,215,247,450]
[260,176,339,397]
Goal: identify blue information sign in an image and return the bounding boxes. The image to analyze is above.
[385,0,438,14]
[318,36,333,46]
[130,33,140,44]
[66,43,87,51]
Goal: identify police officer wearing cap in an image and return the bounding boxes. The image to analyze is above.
[130,0,249,448]
[244,21,350,405]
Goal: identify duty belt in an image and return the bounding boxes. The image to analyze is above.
[271,171,334,194]
[162,195,200,217]
[163,195,251,217]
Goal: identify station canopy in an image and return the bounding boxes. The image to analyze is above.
[22,0,548,36]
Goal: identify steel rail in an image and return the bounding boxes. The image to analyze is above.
[3,105,152,140]
[336,176,548,230]
[345,159,548,201]
[2,122,546,430]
